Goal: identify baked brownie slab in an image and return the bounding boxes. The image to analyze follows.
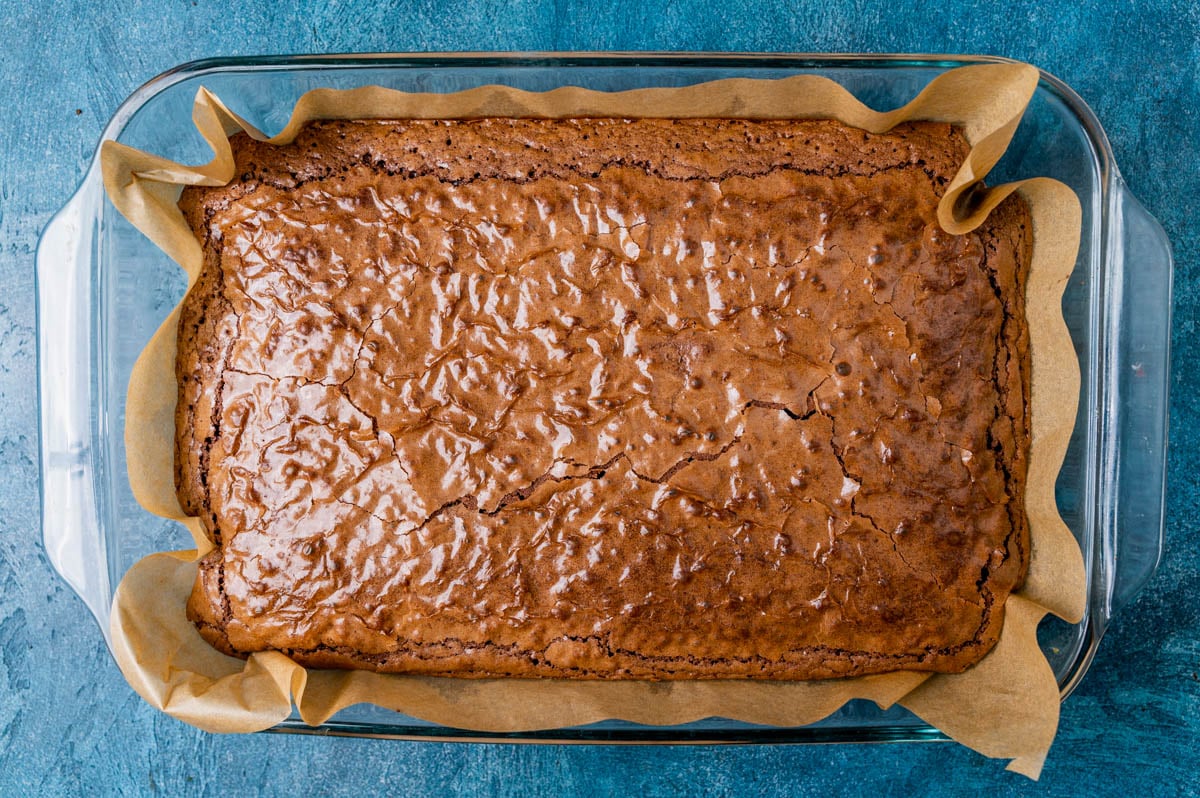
[177,118,1031,678]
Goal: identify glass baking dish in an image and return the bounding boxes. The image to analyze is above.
[36,53,1171,743]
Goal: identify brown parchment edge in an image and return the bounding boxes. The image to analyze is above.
[99,63,1085,778]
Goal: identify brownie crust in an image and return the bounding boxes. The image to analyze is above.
[177,118,1031,679]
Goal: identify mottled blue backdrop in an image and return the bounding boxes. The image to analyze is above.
[3,1,1197,795]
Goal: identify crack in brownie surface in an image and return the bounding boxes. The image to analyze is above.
[178,118,1031,679]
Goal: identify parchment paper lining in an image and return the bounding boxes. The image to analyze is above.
[100,63,1085,779]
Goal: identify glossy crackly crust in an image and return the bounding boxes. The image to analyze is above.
[177,118,1031,679]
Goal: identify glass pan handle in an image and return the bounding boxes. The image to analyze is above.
[1104,179,1171,618]
[36,176,112,641]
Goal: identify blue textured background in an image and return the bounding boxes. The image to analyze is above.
[4,1,1197,795]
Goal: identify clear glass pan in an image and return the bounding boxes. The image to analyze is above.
[36,53,1172,743]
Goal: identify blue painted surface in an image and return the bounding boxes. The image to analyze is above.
[3,1,1198,794]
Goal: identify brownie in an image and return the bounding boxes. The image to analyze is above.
[176,118,1031,679]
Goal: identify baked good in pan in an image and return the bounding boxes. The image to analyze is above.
[176,117,1031,679]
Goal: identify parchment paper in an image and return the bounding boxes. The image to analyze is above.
[100,62,1085,778]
